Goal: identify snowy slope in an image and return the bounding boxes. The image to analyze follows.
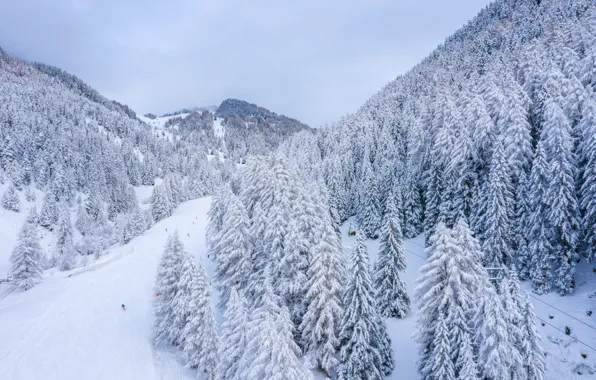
[0,197,213,380]
[1,197,594,379]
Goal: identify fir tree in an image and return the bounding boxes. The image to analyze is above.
[239,277,308,380]
[218,287,249,380]
[181,256,219,379]
[479,138,513,268]
[2,183,20,212]
[39,190,58,230]
[300,222,344,375]
[360,160,381,238]
[214,194,252,308]
[520,295,546,380]
[153,232,187,346]
[151,183,173,222]
[542,98,580,295]
[475,286,512,380]
[374,196,410,319]
[10,208,44,290]
[527,143,554,294]
[579,99,596,262]
[339,233,393,380]
[55,203,76,270]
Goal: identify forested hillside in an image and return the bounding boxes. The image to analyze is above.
[308,0,596,295]
[0,48,304,285]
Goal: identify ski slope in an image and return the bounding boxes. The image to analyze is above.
[0,197,594,379]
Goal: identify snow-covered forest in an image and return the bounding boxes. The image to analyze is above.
[1,0,595,379]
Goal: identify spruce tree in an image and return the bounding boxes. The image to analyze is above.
[153,232,187,346]
[39,190,58,230]
[402,175,422,238]
[218,287,249,380]
[2,183,20,212]
[500,268,524,379]
[10,208,44,290]
[475,286,512,380]
[151,183,173,222]
[300,222,344,374]
[55,203,76,271]
[579,99,596,262]
[479,138,513,268]
[239,277,308,380]
[374,196,410,319]
[214,194,252,308]
[181,256,219,379]
[360,160,381,238]
[339,233,393,380]
[542,98,580,295]
[527,143,554,294]
[520,295,546,380]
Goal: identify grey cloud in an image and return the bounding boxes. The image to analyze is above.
[0,0,492,126]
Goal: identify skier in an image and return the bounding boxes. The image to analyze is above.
[122,304,126,311]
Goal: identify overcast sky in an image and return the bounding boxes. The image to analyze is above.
[0,0,492,126]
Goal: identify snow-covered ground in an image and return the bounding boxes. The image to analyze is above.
[0,197,594,379]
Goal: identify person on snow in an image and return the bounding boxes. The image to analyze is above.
[121,304,126,311]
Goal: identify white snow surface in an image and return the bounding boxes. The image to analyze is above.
[0,198,594,379]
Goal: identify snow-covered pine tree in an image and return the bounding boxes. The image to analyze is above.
[520,294,546,380]
[122,204,146,244]
[478,138,513,268]
[474,285,512,380]
[151,183,173,222]
[218,287,249,380]
[374,196,409,319]
[300,222,344,375]
[153,231,188,346]
[2,183,20,212]
[527,143,554,294]
[238,276,308,380]
[39,190,58,230]
[428,311,455,380]
[10,208,44,290]
[579,98,596,262]
[542,97,580,295]
[499,268,524,378]
[55,203,76,271]
[181,255,219,379]
[214,193,252,308]
[276,187,315,328]
[360,158,381,239]
[402,174,422,238]
[339,232,393,380]
[24,184,35,202]
[205,185,231,261]
[416,220,490,379]
[513,171,532,279]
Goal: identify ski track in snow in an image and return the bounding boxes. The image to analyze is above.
[0,198,594,379]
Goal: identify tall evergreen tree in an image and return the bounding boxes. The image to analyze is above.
[339,233,394,380]
[55,203,76,271]
[527,143,554,294]
[214,194,252,308]
[10,208,44,290]
[300,222,344,375]
[218,287,249,380]
[374,196,410,319]
[542,98,580,295]
[478,138,513,268]
[153,232,187,346]
[181,256,219,379]
[520,295,546,380]
[579,99,596,262]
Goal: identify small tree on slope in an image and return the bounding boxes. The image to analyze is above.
[10,208,44,290]
[218,287,249,380]
[520,295,546,380]
[181,256,219,379]
[55,203,76,271]
[300,222,344,374]
[374,196,410,319]
[151,183,173,222]
[339,232,394,380]
[2,183,20,212]
[153,231,187,346]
